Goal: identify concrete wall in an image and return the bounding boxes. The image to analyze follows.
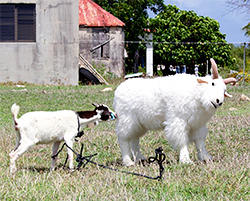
[0,0,79,85]
[79,27,125,77]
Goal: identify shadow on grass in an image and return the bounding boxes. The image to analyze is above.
[21,166,50,173]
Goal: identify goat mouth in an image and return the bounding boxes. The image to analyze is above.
[111,112,117,120]
[211,101,217,109]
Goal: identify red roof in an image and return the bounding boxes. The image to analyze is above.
[79,0,125,27]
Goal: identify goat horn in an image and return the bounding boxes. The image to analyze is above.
[92,103,99,108]
[210,58,219,79]
[223,77,237,85]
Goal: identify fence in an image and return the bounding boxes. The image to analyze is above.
[123,41,250,83]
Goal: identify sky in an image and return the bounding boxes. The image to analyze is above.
[150,0,250,44]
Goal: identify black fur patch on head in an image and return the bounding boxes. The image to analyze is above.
[95,104,112,121]
[95,105,109,111]
[101,113,110,121]
[77,104,112,121]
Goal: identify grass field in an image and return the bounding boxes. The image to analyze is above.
[0,82,249,200]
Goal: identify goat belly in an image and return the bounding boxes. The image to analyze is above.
[17,110,78,144]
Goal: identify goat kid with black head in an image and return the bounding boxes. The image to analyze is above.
[9,103,116,174]
[114,58,236,166]
[77,103,116,122]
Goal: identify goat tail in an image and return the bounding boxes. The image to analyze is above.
[11,103,20,130]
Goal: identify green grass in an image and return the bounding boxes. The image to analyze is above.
[0,82,250,200]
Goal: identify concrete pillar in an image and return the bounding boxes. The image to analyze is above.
[146,33,153,76]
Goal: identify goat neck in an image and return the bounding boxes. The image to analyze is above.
[76,111,97,119]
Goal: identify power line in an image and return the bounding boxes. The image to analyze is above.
[80,39,250,45]
[125,41,250,45]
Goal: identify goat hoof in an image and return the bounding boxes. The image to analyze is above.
[123,160,135,166]
[69,168,75,173]
[138,159,148,166]
[49,167,56,172]
[199,154,214,163]
[201,158,214,164]
[179,159,194,165]
[10,167,17,174]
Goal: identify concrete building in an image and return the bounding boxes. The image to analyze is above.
[0,0,79,85]
[0,0,125,85]
[79,0,125,77]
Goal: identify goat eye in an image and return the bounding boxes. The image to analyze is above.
[212,82,215,86]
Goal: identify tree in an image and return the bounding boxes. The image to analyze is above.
[243,22,250,37]
[149,5,232,75]
[230,43,250,72]
[93,0,164,73]
[93,0,164,41]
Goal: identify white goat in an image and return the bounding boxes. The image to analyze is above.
[114,58,236,166]
[9,103,116,173]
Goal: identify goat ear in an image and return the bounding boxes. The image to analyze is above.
[197,79,208,84]
[224,92,233,98]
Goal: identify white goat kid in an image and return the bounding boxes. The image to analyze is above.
[9,103,116,173]
[114,58,236,166]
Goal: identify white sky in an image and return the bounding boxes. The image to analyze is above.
[150,0,250,43]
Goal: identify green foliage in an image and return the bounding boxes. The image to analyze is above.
[149,5,232,74]
[93,0,164,41]
[92,2,236,74]
[229,43,250,72]
[243,22,250,37]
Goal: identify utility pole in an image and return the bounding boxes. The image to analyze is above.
[243,42,246,84]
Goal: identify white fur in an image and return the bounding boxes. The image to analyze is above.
[9,103,113,173]
[114,74,229,166]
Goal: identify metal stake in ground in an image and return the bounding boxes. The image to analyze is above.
[52,143,166,180]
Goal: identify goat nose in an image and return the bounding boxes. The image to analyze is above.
[216,99,223,106]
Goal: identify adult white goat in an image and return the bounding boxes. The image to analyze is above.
[114,58,236,166]
[9,103,116,173]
